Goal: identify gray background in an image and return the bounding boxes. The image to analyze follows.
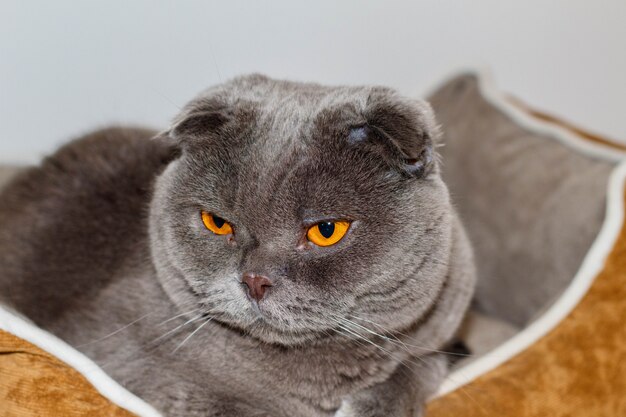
[2,0,625,163]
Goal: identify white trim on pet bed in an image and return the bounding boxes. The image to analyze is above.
[434,70,626,397]
[0,306,162,417]
[437,160,626,396]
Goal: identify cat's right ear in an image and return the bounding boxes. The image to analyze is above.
[356,90,439,178]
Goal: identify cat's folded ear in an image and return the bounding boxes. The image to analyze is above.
[153,99,234,150]
[358,88,439,177]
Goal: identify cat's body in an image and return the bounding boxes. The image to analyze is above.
[0,76,475,417]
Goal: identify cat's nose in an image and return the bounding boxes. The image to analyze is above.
[241,273,273,302]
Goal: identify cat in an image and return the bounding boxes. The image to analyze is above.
[0,74,475,417]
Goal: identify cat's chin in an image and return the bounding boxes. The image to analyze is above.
[207,308,336,347]
[244,318,336,346]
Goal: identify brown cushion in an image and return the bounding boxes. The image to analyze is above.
[0,329,136,417]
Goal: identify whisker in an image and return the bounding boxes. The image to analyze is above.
[172,317,213,353]
[150,314,206,346]
[335,315,397,342]
[337,315,421,358]
[158,308,200,326]
[97,313,208,370]
[330,319,407,364]
[329,317,434,374]
[338,316,488,410]
[347,314,473,357]
[330,327,378,353]
[75,312,152,348]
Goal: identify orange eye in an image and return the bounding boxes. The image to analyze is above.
[201,211,233,235]
[306,221,350,247]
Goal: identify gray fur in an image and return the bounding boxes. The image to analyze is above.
[0,75,475,416]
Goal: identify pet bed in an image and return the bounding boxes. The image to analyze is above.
[1,71,625,416]
[427,72,626,416]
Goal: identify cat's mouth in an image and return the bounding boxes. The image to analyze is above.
[245,297,265,318]
[208,312,335,346]
[250,306,332,342]
[201,299,338,346]
[191,280,344,345]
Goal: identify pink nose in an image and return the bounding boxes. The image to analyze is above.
[241,273,273,302]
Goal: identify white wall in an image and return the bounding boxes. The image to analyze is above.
[1,0,625,163]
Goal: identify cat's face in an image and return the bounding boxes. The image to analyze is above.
[150,75,453,345]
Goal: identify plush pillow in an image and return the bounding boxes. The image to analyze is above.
[429,73,618,326]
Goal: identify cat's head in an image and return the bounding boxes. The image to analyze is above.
[149,74,453,345]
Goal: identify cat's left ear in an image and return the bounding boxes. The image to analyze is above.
[359,89,439,177]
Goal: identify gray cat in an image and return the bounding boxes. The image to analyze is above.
[0,75,475,417]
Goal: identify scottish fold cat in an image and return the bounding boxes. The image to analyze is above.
[0,75,475,416]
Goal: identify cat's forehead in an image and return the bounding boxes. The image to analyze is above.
[225,78,390,177]
[189,74,385,135]
[174,74,436,200]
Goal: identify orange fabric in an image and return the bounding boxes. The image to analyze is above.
[0,330,136,417]
[427,189,626,416]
